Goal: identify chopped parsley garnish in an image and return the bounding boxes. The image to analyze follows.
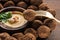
[0,12,12,22]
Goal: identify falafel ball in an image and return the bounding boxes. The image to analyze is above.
[44,19,56,30]
[4,1,15,7]
[30,0,43,6]
[22,33,36,40]
[5,36,17,40]
[17,1,27,9]
[12,33,24,40]
[23,9,36,21]
[0,32,10,37]
[27,5,38,10]
[39,3,49,10]
[37,25,51,38]
[0,4,3,10]
[32,20,43,29]
[47,9,56,17]
[24,28,38,38]
[0,32,10,40]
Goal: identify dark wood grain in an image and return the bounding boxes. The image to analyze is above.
[43,0,60,40]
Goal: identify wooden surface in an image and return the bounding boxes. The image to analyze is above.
[44,0,60,40]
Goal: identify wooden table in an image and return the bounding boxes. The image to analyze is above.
[44,0,60,40]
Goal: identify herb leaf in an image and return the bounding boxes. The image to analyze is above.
[0,12,12,22]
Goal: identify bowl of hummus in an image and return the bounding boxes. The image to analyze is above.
[0,7,28,30]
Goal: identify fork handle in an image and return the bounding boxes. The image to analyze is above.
[54,18,60,23]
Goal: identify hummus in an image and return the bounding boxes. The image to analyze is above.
[2,11,27,28]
